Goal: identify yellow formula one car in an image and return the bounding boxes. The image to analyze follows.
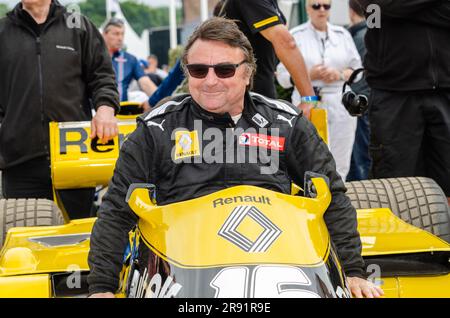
[0,107,449,298]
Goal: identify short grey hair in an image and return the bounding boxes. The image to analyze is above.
[104,17,125,33]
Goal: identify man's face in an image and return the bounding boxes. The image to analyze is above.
[186,39,250,116]
[103,25,125,52]
[147,57,157,71]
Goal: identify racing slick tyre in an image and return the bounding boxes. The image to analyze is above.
[0,198,65,245]
[345,177,450,243]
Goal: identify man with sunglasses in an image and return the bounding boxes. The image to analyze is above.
[215,0,317,118]
[88,17,383,298]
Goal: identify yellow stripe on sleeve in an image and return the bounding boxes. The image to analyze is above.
[253,16,279,29]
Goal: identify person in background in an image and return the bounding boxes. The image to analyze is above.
[216,0,317,118]
[346,0,371,181]
[140,59,163,86]
[0,0,119,219]
[147,59,185,109]
[103,18,157,102]
[356,0,450,205]
[146,54,168,80]
[276,0,362,181]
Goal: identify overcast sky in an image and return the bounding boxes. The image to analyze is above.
[0,0,172,9]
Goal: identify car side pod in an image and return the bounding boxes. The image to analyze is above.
[0,247,38,274]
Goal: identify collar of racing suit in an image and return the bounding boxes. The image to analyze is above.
[189,91,274,129]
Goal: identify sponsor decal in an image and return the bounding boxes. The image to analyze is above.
[56,45,75,51]
[213,195,272,208]
[58,127,130,154]
[277,114,295,128]
[238,133,285,151]
[174,130,200,160]
[251,113,269,128]
[129,269,182,298]
[218,205,281,253]
[114,57,128,63]
[147,119,165,131]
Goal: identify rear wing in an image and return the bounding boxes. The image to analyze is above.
[49,120,137,190]
[49,102,142,190]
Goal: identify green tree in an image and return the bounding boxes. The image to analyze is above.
[0,3,10,19]
[78,0,107,27]
[77,0,182,34]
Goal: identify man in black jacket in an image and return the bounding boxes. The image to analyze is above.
[88,17,383,298]
[356,0,450,204]
[0,0,120,218]
[347,0,371,181]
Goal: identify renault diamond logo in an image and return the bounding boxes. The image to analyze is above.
[218,206,281,253]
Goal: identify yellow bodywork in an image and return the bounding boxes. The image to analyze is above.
[1,106,449,297]
[127,178,331,268]
[1,182,449,297]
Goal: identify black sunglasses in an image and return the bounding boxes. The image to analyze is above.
[185,60,247,79]
[311,3,331,10]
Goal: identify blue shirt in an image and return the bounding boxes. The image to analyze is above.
[149,59,185,107]
[111,50,145,101]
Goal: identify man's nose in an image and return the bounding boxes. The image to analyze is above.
[204,67,218,84]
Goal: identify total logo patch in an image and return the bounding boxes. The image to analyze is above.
[238,133,285,151]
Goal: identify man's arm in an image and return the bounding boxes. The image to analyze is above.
[149,59,185,107]
[81,17,120,114]
[80,17,120,141]
[138,76,158,97]
[260,24,315,118]
[132,57,158,97]
[88,122,154,296]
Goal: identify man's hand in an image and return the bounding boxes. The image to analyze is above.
[140,100,151,112]
[298,102,314,120]
[91,105,119,143]
[88,292,115,298]
[347,276,384,298]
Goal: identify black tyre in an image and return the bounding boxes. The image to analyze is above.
[345,177,450,243]
[0,198,65,245]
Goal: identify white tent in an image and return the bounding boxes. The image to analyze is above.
[102,0,149,60]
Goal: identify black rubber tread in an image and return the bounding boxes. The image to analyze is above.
[345,177,450,243]
[0,198,65,245]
